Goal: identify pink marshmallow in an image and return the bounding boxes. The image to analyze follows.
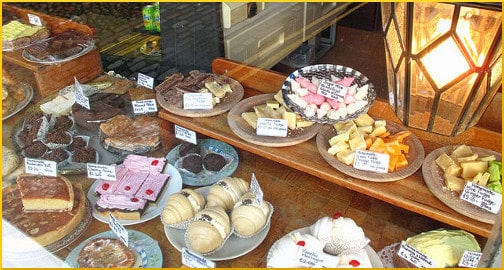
[326,98,341,110]
[302,93,326,105]
[295,77,318,93]
[335,77,355,87]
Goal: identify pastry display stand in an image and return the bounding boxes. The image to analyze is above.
[158,57,501,238]
[2,4,103,97]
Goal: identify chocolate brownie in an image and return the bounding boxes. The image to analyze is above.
[178,142,200,157]
[203,153,227,172]
[181,154,203,174]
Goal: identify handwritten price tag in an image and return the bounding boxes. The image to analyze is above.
[397,241,436,268]
[109,213,129,246]
[132,99,158,114]
[183,93,213,110]
[74,77,90,110]
[250,173,264,203]
[458,250,482,268]
[87,163,116,180]
[27,14,42,26]
[137,73,154,89]
[256,118,288,137]
[174,125,197,145]
[353,150,389,173]
[296,247,340,268]
[318,79,348,102]
[460,182,501,214]
[181,248,215,268]
[24,158,57,177]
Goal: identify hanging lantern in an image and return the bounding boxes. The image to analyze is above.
[381,2,501,136]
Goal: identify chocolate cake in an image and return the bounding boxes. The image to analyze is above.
[203,153,227,172]
[71,147,97,163]
[178,142,200,157]
[51,115,74,130]
[68,136,87,151]
[42,148,69,163]
[182,154,203,174]
[44,129,72,145]
[23,141,48,158]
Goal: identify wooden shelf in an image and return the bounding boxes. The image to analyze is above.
[158,58,501,238]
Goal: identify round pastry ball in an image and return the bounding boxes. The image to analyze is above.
[231,192,270,236]
[162,188,205,224]
[206,177,249,211]
[186,207,231,254]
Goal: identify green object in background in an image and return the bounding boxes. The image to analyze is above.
[486,160,502,194]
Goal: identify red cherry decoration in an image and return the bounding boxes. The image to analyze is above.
[151,160,159,166]
[131,198,139,202]
[296,240,306,246]
[146,189,154,195]
[332,212,342,219]
[102,183,110,190]
[349,260,360,267]
[124,185,131,191]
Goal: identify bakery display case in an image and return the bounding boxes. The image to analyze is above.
[2,2,502,268]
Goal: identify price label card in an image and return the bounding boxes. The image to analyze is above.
[458,251,482,268]
[397,241,436,268]
[181,248,215,268]
[87,163,116,181]
[74,77,90,110]
[174,125,197,145]
[24,158,57,177]
[249,173,264,203]
[137,73,154,89]
[318,79,348,102]
[256,118,288,137]
[132,99,158,114]
[460,182,502,214]
[27,14,42,26]
[296,247,340,268]
[183,93,213,110]
[353,150,389,173]
[109,213,129,246]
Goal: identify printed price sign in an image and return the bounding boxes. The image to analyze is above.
[250,173,264,203]
[318,79,348,102]
[181,248,215,268]
[256,118,288,137]
[137,73,154,89]
[74,77,90,110]
[24,158,57,177]
[460,181,501,214]
[458,251,482,268]
[174,125,197,145]
[109,213,129,246]
[87,163,116,181]
[397,241,436,268]
[132,99,158,114]
[27,14,42,26]
[353,150,389,173]
[183,93,213,110]
[296,247,340,268]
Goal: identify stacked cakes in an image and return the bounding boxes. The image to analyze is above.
[161,177,273,255]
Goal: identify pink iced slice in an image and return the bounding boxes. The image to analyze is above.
[135,173,170,201]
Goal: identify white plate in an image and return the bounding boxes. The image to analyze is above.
[64,229,163,268]
[2,82,34,121]
[163,186,271,260]
[266,227,383,268]
[88,164,182,225]
[22,40,95,65]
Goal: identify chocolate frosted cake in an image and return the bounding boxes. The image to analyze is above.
[203,153,227,172]
[178,142,200,157]
[182,154,203,174]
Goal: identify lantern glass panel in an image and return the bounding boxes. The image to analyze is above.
[411,2,453,55]
[385,19,403,68]
[409,60,436,130]
[381,2,391,31]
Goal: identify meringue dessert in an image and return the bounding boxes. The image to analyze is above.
[186,207,231,254]
[162,188,206,225]
[206,177,249,211]
[231,192,270,237]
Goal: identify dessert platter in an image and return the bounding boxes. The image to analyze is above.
[139,39,161,56]
[316,117,424,182]
[2,82,34,121]
[22,30,95,65]
[64,229,163,268]
[422,145,501,224]
[163,184,272,260]
[155,71,244,117]
[166,139,239,186]
[2,19,50,52]
[227,93,322,147]
[88,163,182,225]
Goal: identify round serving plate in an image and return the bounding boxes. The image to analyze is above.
[156,74,244,117]
[22,40,95,65]
[422,146,501,224]
[316,120,424,182]
[227,93,322,147]
[2,82,34,121]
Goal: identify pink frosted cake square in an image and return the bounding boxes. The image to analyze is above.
[114,170,149,197]
[122,154,166,173]
[94,165,128,195]
[135,173,170,202]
